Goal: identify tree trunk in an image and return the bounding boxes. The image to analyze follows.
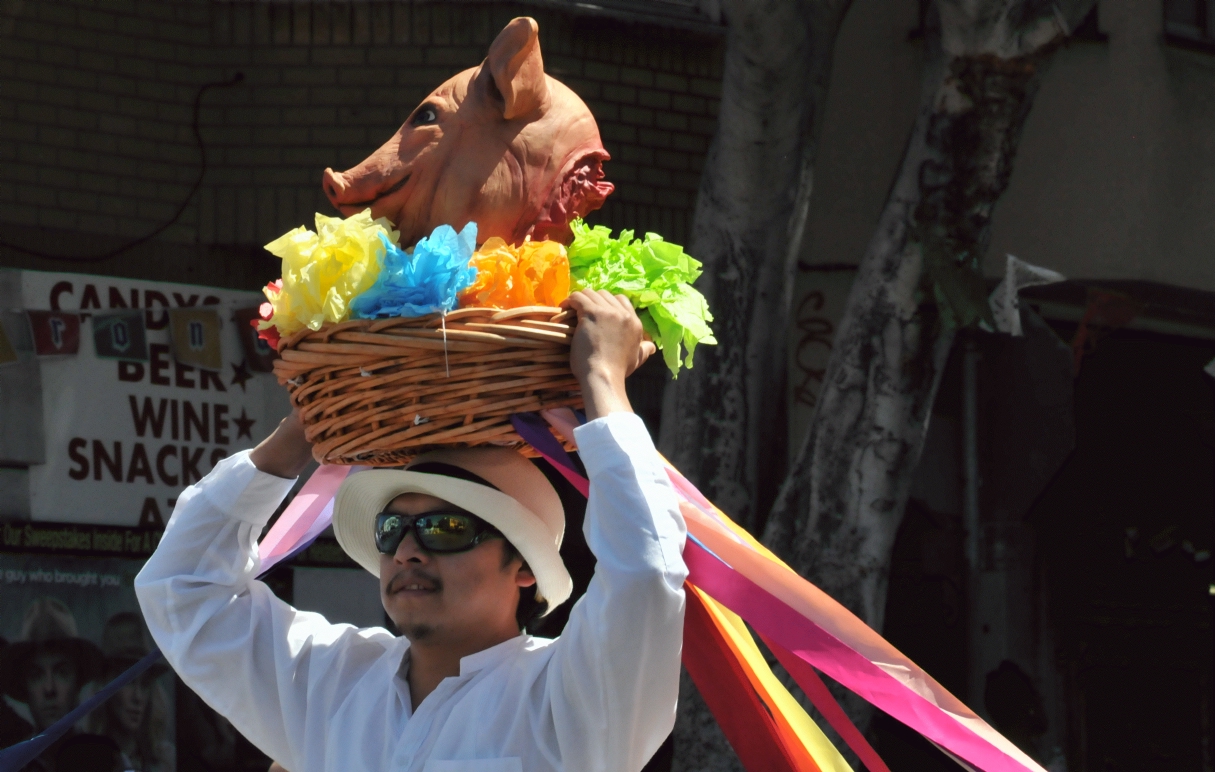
[658,0,851,535]
[761,0,1096,732]
[663,1,851,769]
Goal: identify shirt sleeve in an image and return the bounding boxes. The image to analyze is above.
[134,451,395,772]
[547,412,688,771]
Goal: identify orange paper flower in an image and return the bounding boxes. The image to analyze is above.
[458,238,571,309]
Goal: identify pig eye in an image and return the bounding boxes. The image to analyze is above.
[412,105,439,126]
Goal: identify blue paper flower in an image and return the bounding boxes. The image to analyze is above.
[351,222,478,319]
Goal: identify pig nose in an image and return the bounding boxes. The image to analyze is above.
[322,167,350,210]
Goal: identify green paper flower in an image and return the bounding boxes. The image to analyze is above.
[568,219,716,377]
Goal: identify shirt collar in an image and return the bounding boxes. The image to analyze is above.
[395,638,412,682]
[458,634,529,677]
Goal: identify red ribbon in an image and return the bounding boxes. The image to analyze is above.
[683,539,1032,772]
[683,586,815,771]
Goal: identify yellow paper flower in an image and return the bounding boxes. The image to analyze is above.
[260,210,400,336]
[458,238,570,309]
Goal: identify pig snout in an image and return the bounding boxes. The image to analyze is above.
[322,165,410,217]
[323,167,374,214]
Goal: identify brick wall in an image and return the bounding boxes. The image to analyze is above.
[0,0,723,290]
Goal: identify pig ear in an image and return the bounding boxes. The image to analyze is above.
[486,17,548,120]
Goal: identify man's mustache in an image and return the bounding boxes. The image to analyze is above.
[386,568,442,594]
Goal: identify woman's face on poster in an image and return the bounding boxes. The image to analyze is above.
[111,676,150,732]
[25,651,78,730]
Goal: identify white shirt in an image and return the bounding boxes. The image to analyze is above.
[136,413,687,772]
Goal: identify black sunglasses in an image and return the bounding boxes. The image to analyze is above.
[374,510,503,555]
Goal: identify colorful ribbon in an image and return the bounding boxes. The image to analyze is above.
[258,464,353,571]
[522,408,1045,772]
[689,575,857,772]
[514,413,878,771]
[509,412,589,496]
[683,582,821,771]
[763,632,891,772]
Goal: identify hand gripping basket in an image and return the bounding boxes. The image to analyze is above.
[272,306,581,466]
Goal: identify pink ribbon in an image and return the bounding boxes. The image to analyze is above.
[550,462,590,497]
[532,407,1041,772]
[683,540,1039,772]
[257,464,352,571]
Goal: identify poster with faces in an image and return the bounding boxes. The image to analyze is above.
[0,553,175,771]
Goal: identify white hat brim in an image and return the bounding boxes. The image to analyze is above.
[331,470,573,612]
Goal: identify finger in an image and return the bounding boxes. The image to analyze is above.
[632,340,656,373]
[563,291,594,314]
[613,293,634,314]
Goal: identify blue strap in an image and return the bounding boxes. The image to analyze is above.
[0,648,164,771]
[0,530,324,771]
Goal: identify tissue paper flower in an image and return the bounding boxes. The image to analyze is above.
[458,237,571,309]
[351,223,478,319]
[568,219,715,376]
[258,209,399,337]
[253,280,283,349]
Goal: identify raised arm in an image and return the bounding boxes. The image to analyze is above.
[563,289,656,424]
[547,291,688,770]
[248,409,315,479]
[135,414,395,772]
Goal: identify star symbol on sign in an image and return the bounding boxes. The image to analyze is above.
[234,408,256,440]
[230,359,253,392]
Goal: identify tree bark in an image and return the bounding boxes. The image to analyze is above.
[663,2,851,769]
[761,0,1096,731]
[658,0,851,536]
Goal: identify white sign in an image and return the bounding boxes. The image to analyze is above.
[15,270,290,526]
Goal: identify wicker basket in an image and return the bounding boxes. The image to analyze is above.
[273,306,581,466]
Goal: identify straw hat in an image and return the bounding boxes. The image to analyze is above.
[0,597,103,701]
[332,447,571,612]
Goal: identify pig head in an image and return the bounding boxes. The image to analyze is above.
[323,17,613,247]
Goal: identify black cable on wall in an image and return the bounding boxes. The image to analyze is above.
[0,72,245,264]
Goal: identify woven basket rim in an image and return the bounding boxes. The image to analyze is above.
[275,306,572,352]
[272,307,579,466]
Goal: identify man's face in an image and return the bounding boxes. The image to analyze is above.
[111,676,151,733]
[25,650,78,730]
[378,492,535,645]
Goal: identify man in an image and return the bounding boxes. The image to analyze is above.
[86,612,175,772]
[0,597,105,770]
[136,290,688,772]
